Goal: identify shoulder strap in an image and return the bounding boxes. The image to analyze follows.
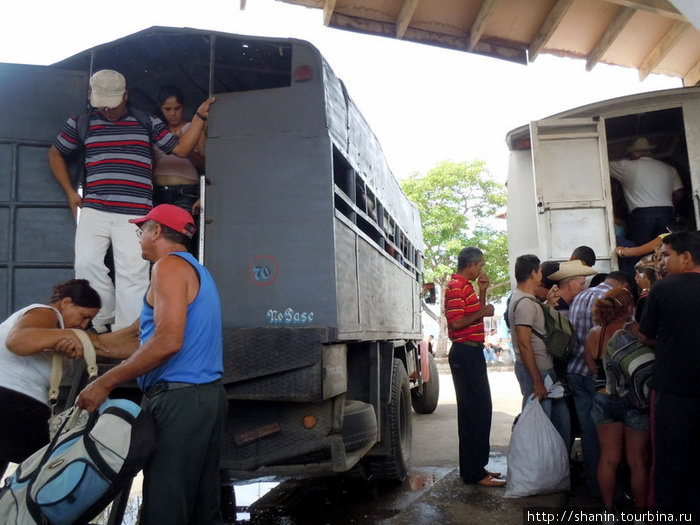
[130,108,153,137]
[511,296,546,341]
[76,112,91,147]
[48,329,98,408]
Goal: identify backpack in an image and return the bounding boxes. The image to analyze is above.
[604,329,655,409]
[0,398,156,525]
[512,296,577,362]
[70,109,153,189]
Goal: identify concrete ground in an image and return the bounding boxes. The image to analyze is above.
[395,359,600,524]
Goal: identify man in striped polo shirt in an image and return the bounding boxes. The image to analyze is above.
[445,246,504,487]
[48,70,214,332]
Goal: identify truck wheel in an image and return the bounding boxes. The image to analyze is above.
[411,353,439,414]
[368,358,412,481]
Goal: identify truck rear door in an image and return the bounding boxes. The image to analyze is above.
[0,64,87,319]
[530,117,616,270]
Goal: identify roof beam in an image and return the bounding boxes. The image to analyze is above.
[396,0,421,39]
[329,12,527,64]
[528,0,575,62]
[602,0,686,21]
[468,0,498,51]
[638,20,691,80]
[683,57,700,86]
[586,6,636,71]
[323,0,338,27]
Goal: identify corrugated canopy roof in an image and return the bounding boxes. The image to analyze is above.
[274,0,700,86]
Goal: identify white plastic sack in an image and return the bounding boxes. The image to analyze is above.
[505,397,570,498]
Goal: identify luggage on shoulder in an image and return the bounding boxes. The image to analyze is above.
[0,398,155,525]
[605,329,655,409]
[512,296,577,362]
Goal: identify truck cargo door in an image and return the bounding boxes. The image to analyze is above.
[0,64,88,320]
[530,117,616,269]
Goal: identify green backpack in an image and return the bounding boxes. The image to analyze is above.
[512,296,578,362]
[604,329,655,409]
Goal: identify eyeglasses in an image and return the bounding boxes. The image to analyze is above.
[135,227,143,239]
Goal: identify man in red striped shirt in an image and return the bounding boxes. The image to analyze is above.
[445,247,504,487]
[48,70,213,332]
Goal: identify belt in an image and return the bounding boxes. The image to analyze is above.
[145,381,194,398]
[454,340,483,348]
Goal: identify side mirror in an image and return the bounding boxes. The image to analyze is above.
[423,283,436,304]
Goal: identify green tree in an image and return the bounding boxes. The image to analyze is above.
[402,160,508,356]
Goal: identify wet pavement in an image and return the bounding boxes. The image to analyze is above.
[57,362,599,523]
[224,363,602,524]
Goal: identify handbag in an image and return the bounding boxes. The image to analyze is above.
[47,328,98,438]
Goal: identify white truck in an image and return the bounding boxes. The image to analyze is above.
[505,86,700,269]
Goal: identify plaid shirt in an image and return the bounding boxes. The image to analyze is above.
[567,282,613,376]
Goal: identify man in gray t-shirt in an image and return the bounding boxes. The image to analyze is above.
[509,254,570,448]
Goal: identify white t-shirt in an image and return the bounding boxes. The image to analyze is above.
[0,304,63,405]
[509,289,552,370]
[608,157,683,212]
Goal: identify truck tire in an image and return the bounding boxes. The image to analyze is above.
[368,358,412,481]
[343,400,377,451]
[411,353,439,414]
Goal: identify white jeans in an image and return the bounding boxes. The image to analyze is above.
[74,207,149,330]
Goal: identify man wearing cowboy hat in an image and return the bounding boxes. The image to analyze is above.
[609,136,684,246]
[547,260,598,316]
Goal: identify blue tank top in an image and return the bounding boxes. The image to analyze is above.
[137,252,223,391]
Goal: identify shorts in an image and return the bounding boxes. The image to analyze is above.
[591,392,649,431]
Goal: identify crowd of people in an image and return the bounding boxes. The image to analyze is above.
[0,69,226,524]
[445,231,700,518]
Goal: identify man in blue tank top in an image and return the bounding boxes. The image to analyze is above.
[77,204,226,525]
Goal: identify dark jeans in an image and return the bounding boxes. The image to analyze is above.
[568,373,601,498]
[652,390,700,515]
[629,206,673,245]
[0,386,50,468]
[153,184,200,213]
[449,342,492,483]
[514,361,571,449]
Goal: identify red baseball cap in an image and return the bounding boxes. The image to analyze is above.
[129,204,196,239]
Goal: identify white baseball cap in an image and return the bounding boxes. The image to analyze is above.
[89,70,126,109]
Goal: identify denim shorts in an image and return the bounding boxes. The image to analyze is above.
[591,392,649,431]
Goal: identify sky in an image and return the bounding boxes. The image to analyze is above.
[0,0,682,186]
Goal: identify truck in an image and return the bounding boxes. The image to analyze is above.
[0,26,439,505]
[505,86,700,270]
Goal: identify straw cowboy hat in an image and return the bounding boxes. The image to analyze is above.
[626,137,656,153]
[547,260,597,282]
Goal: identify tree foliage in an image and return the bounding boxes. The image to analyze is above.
[402,160,509,356]
[402,160,509,299]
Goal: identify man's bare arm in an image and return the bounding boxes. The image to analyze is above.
[77,256,192,411]
[515,325,547,400]
[447,304,495,331]
[48,145,82,218]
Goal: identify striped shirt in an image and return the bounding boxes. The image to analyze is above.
[54,110,179,215]
[445,273,484,343]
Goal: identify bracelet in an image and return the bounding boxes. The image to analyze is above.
[195,111,208,122]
